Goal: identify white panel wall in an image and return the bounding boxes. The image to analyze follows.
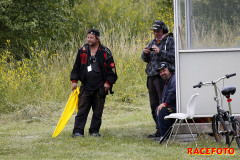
[177,49,240,117]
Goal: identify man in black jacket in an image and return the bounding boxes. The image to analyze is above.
[141,20,175,138]
[71,29,117,137]
[156,62,176,139]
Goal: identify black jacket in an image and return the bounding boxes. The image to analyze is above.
[162,74,176,108]
[141,33,175,77]
[70,43,117,87]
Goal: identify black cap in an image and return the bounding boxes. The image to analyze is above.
[151,20,165,30]
[158,62,168,71]
[158,62,175,73]
[87,29,100,37]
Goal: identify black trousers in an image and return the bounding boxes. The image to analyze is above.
[147,76,164,130]
[156,107,176,136]
[73,87,105,135]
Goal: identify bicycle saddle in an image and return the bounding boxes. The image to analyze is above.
[221,86,236,96]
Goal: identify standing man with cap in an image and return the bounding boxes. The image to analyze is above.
[71,29,117,137]
[141,20,175,138]
[156,62,176,140]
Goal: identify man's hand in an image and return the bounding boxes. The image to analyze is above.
[157,103,167,116]
[72,82,77,91]
[104,82,110,92]
[143,46,150,54]
[152,45,160,53]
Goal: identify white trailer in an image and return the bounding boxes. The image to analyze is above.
[174,0,240,117]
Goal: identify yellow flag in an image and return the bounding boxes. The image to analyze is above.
[52,87,79,137]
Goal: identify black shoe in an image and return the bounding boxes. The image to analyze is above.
[147,132,161,138]
[90,133,101,137]
[72,133,84,138]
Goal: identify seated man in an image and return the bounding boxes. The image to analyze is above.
[156,62,176,140]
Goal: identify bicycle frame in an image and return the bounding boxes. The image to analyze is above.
[196,76,227,116]
[193,74,235,116]
[212,82,229,120]
[193,73,238,147]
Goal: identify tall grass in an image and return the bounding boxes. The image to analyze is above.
[0,24,151,116]
[0,0,175,116]
[2,12,239,117]
[0,41,73,115]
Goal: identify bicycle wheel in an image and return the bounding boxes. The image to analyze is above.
[212,115,230,145]
[233,118,240,148]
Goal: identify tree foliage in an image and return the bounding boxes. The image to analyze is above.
[0,0,82,58]
[0,0,174,58]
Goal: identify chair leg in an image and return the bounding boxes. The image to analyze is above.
[166,119,178,147]
[185,119,197,147]
[172,119,182,142]
[192,118,201,140]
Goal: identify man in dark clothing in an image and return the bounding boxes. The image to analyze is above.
[71,29,117,137]
[141,20,175,138]
[156,62,176,139]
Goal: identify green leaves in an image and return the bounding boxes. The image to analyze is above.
[0,0,174,58]
[0,0,82,58]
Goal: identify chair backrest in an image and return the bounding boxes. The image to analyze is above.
[186,93,199,119]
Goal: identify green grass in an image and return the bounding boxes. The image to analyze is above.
[1,96,240,160]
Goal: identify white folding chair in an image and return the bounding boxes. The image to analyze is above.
[164,93,200,147]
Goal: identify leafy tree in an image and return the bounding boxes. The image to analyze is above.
[0,0,82,58]
[0,0,175,58]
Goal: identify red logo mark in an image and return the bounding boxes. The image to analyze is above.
[110,63,115,68]
[104,53,107,60]
[80,53,87,64]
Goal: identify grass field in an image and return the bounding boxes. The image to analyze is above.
[1,96,239,160]
[1,16,240,160]
[1,1,239,159]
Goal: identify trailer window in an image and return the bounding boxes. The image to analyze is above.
[178,0,240,49]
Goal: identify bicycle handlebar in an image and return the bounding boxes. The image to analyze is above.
[193,82,203,88]
[193,73,236,88]
[226,73,236,79]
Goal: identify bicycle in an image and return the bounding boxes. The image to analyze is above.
[193,73,240,148]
